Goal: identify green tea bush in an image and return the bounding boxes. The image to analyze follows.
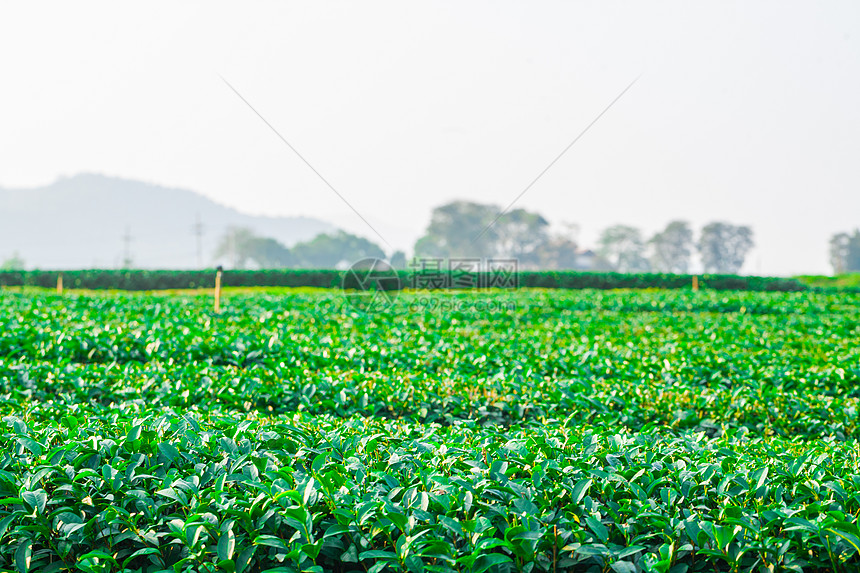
[0,270,806,292]
[0,287,857,571]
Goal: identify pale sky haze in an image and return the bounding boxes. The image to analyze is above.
[1,1,859,274]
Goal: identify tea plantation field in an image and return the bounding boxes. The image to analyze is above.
[0,287,859,572]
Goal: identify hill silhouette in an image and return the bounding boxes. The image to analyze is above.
[0,174,334,269]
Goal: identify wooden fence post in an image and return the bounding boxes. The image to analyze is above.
[57,274,63,295]
[692,275,699,292]
[214,266,223,313]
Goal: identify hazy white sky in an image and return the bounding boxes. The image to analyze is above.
[1,1,858,274]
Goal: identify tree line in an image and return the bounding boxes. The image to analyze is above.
[412,201,755,273]
[214,228,388,270]
[219,200,756,274]
[829,230,860,273]
[2,199,855,274]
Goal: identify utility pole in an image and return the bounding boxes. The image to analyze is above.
[122,227,133,269]
[192,214,204,268]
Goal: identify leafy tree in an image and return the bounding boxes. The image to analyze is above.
[532,236,580,269]
[698,222,754,274]
[214,227,259,269]
[414,201,500,260]
[245,237,294,268]
[291,231,385,269]
[597,225,650,272]
[213,228,385,269]
[389,250,407,269]
[214,227,292,269]
[830,230,860,273]
[494,208,550,267]
[0,252,25,271]
[846,233,860,272]
[830,233,850,274]
[413,201,551,265]
[649,221,693,274]
[532,224,581,269]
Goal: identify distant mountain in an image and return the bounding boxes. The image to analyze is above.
[0,174,335,269]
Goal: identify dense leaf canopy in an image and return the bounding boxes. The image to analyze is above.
[0,287,858,571]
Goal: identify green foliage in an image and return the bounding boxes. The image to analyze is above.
[0,270,342,290]
[213,227,289,269]
[291,231,386,269]
[649,221,693,274]
[698,223,754,274]
[514,272,805,292]
[798,274,860,291]
[0,288,857,571]
[0,270,807,292]
[213,228,385,270]
[413,201,550,265]
[0,253,25,271]
[414,201,502,260]
[597,225,650,272]
[390,251,407,270]
[532,235,581,270]
[829,230,860,274]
